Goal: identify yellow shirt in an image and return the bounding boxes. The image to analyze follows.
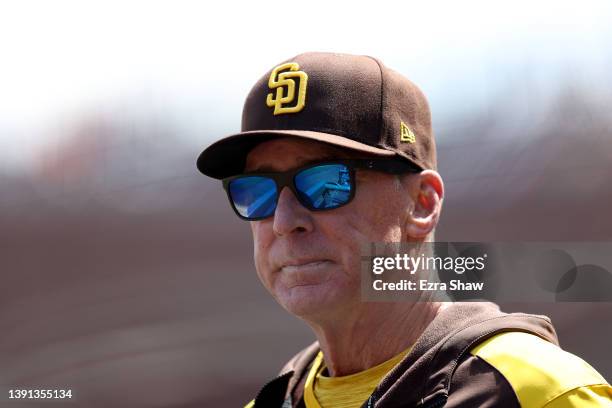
[303,348,411,408]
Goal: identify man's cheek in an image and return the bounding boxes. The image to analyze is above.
[340,219,370,246]
[250,221,270,246]
[252,223,275,250]
[253,256,273,293]
[251,227,268,263]
[253,245,274,286]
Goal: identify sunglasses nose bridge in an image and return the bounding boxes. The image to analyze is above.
[274,171,296,193]
[273,186,314,228]
[274,171,310,210]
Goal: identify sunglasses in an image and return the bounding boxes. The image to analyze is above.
[222,158,420,221]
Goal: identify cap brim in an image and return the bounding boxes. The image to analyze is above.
[196,129,397,179]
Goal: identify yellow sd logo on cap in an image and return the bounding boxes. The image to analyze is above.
[266,62,308,115]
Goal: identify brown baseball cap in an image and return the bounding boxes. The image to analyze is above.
[196,52,436,179]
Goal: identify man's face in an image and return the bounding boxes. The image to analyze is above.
[245,137,415,321]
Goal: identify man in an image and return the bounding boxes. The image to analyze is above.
[196,52,611,407]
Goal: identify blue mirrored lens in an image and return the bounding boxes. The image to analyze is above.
[295,164,352,209]
[229,176,277,219]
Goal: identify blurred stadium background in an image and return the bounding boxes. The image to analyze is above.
[1,1,611,406]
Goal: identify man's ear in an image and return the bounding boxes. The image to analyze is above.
[405,170,444,240]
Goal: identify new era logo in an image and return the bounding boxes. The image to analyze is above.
[400,121,416,143]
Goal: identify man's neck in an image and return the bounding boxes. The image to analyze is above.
[306,301,448,377]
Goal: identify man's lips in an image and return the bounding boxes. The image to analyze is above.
[279,260,333,273]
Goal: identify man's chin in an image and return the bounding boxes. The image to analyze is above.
[276,284,352,320]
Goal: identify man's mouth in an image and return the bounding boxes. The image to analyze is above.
[280,260,332,273]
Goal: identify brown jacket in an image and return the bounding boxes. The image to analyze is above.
[249,302,559,407]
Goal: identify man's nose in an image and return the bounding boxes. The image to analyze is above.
[272,186,314,236]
